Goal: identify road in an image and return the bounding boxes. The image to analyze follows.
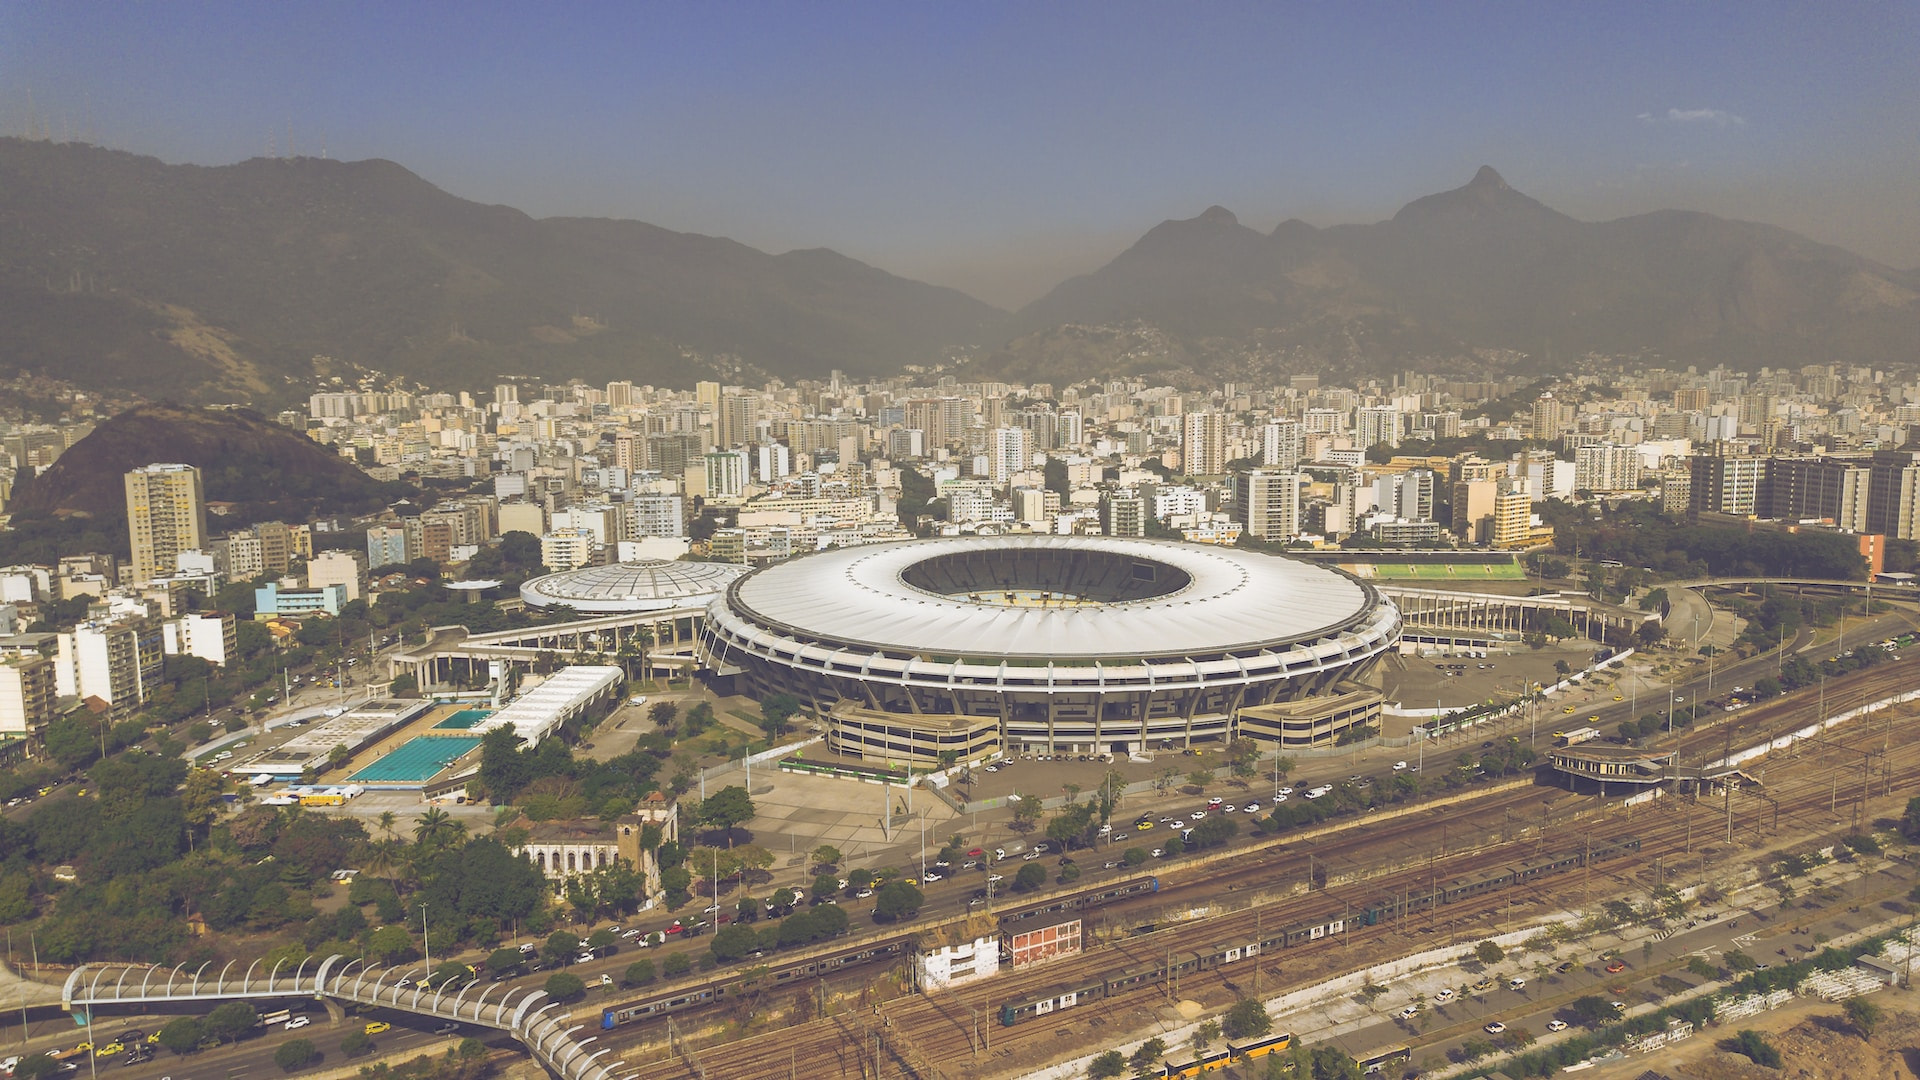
[10,1005,466,1080]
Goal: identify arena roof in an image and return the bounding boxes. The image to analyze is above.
[724,536,1377,660]
[520,558,748,613]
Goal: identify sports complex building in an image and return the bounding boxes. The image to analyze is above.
[699,536,1401,764]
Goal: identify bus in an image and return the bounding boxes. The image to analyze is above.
[258,1010,292,1027]
[1357,1043,1411,1075]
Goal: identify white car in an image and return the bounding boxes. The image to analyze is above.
[1434,988,1455,1003]
[1189,810,1207,820]
[1221,804,1236,813]
[1243,803,1261,813]
[1485,1021,1506,1034]
[1509,977,1526,990]
[1276,786,1294,795]
[1272,794,1287,802]
[1546,1019,1568,1032]
[1098,824,1112,834]
[923,871,944,882]
[284,1016,311,1030]
[1393,761,1408,771]
[1397,1005,1418,1019]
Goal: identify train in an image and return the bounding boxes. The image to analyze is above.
[1158,1031,1294,1077]
[999,835,1641,1027]
[600,936,914,1028]
[997,875,1160,927]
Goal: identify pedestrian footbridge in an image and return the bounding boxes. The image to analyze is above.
[61,955,620,1080]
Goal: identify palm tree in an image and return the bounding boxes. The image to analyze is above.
[364,839,400,883]
[414,807,464,848]
[377,810,397,840]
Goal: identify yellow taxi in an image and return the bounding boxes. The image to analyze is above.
[364,1022,391,1035]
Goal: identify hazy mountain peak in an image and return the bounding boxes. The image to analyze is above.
[1195,205,1239,226]
[1468,165,1510,190]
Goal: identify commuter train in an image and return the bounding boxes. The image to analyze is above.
[997,875,1159,927]
[600,936,914,1028]
[999,836,1640,1027]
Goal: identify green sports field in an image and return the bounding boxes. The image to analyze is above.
[1369,562,1526,580]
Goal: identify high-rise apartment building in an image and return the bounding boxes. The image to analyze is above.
[1531,393,1566,442]
[1866,451,1920,540]
[367,525,410,568]
[1451,479,1498,544]
[1355,406,1402,450]
[1573,444,1642,494]
[1491,481,1535,549]
[125,463,207,586]
[1260,421,1304,470]
[1101,490,1146,537]
[989,427,1031,485]
[1234,470,1302,541]
[1688,452,1768,516]
[1181,412,1228,476]
[0,657,55,738]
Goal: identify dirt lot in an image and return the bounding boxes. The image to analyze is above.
[1587,987,1920,1080]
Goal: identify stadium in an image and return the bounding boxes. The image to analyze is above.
[698,536,1402,764]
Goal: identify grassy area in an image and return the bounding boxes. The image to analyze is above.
[1370,562,1526,580]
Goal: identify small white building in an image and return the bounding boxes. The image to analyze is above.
[916,932,1001,991]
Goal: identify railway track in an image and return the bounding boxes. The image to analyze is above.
[620,666,1920,1079]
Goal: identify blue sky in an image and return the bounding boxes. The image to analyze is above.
[3,2,1914,307]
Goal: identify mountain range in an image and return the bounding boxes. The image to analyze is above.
[1,138,1914,401]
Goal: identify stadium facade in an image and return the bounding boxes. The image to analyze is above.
[698,536,1400,764]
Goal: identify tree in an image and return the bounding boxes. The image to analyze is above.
[698,785,756,844]
[1728,1030,1782,1068]
[413,807,464,848]
[366,924,415,964]
[759,692,802,740]
[1010,792,1042,831]
[11,1056,57,1080]
[339,1030,373,1058]
[1193,1021,1221,1055]
[1123,847,1149,866]
[811,873,841,901]
[274,1039,317,1071]
[1474,940,1505,966]
[709,922,760,963]
[1128,1037,1167,1077]
[649,700,679,734]
[873,880,924,921]
[1902,796,1920,841]
[1222,997,1272,1039]
[587,927,619,954]
[1088,1049,1126,1079]
[486,948,523,977]
[157,1017,206,1055]
[1845,997,1882,1038]
[1013,862,1047,892]
[544,972,586,1003]
[662,952,692,978]
[327,743,351,769]
[1225,739,1260,779]
[206,1001,259,1043]
[543,931,580,967]
[1185,768,1215,792]
[623,959,656,986]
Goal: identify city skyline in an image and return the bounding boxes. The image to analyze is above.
[2,3,1915,306]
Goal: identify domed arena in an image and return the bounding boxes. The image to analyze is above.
[519,558,749,614]
[698,536,1401,762]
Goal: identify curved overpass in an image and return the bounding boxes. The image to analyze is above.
[62,955,615,1080]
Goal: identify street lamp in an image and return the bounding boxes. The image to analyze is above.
[419,903,431,978]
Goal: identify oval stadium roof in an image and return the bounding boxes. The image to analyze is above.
[520,558,749,614]
[724,535,1378,661]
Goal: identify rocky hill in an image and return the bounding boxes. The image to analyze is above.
[995,166,1920,380]
[8,403,410,530]
[0,138,1003,400]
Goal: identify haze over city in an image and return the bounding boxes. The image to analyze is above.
[3,2,1916,307]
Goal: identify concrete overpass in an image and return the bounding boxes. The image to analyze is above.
[389,605,707,691]
[62,955,621,1080]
